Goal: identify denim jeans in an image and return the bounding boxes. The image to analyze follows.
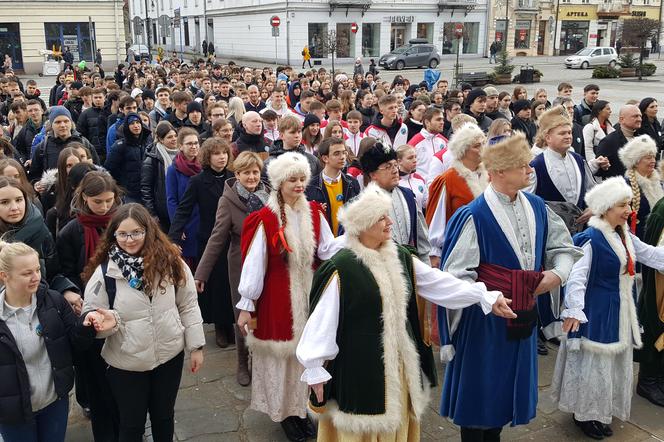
[0,397,69,442]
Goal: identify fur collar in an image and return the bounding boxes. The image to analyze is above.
[450,160,489,198]
[323,236,429,433]
[634,170,664,211]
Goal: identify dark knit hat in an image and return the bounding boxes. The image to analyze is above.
[142,89,156,101]
[48,106,72,124]
[126,112,141,125]
[70,81,84,90]
[187,101,203,114]
[303,113,321,129]
[639,97,657,115]
[461,83,473,92]
[360,143,398,175]
[466,88,487,106]
[513,99,531,114]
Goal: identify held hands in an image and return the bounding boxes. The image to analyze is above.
[83,309,117,332]
[534,271,562,296]
[562,317,581,333]
[190,349,204,373]
[237,310,252,336]
[430,256,441,269]
[63,291,83,315]
[491,294,517,319]
[311,382,326,403]
[595,155,610,171]
[575,208,593,226]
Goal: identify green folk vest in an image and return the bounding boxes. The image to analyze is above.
[310,245,436,416]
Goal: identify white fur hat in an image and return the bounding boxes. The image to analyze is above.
[337,183,392,237]
[584,176,633,216]
[266,151,312,190]
[618,135,657,170]
[448,123,486,160]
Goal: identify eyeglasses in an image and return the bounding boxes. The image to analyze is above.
[377,161,398,171]
[115,231,146,241]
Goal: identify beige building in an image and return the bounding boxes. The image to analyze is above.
[487,0,555,56]
[0,0,125,74]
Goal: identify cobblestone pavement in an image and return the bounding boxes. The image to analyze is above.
[61,325,664,441]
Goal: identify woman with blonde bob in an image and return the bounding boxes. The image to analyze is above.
[82,203,205,442]
[196,151,270,386]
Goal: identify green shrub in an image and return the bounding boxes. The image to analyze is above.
[618,52,638,69]
[637,63,657,76]
[592,66,620,79]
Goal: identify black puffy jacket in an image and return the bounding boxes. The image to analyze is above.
[141,144,170,232]
[105,115,152,201]
[77,106,106,159]
[0,283,94,424]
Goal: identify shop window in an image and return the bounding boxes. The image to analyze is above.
[495,19,506,44]
[44,22,96,61]
[308,23,328,58]
[0,23,23,70]
[442,22,480,54]
[362,23,380,57]
[336,23,355,58]
[417,23,434,43]
[514,20,531,49]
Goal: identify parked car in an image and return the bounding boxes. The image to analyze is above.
[128,45,152,62]
[565,47,618,69]
[378,39,440,70]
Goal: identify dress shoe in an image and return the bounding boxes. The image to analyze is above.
[537,337,549,356]
[296,415,317,438]
[573,417,604,440]
[637,376,664,407]
[281,416,306,442]
[597,422,613,437]
[215,326,229,348]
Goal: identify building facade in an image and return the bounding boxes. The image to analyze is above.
[0,0,125,74]
[128,0,490,65]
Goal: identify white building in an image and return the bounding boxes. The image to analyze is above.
[0,0,126,74]
[128,0,489,65]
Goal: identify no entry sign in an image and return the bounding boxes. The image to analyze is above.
[351,23,358,33]
[270,16,281,27]
[454,23,464,39]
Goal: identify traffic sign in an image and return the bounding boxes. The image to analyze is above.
[272,26,280,37]
[351,23,358,34]
[270,16,281,27]
[454,23,464,39]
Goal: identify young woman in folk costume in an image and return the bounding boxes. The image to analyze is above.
[236,152,342,442]
[551,177,664,439]
[618,135,664,240]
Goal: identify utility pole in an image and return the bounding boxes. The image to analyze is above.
[144,0,152,57]
[504,0,510,56]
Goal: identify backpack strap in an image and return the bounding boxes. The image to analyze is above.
[101,261,117,309]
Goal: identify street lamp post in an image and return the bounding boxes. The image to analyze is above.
[144,0,152,57]
[504,0,510,55]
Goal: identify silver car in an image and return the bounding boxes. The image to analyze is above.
[565,47,617,69]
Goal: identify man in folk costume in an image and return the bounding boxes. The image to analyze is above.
[295,183,515,441]
[636,197,664,407]
[439,132,582,441]
[551,177,664,439]
[362,142,431,263]
[618,135,664,240]
[527,105,597,346]
[236,152,342,442]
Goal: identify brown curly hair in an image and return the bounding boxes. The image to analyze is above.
[82,203,186,294]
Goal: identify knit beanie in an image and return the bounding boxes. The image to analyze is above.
[142,89,156,101]
[126,112,141,125]
[187,101,203,114]
[512,99,531,114]
[303,113,321,129]
[48,106,72,124]
[466,89,487,107]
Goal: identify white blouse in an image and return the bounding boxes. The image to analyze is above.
[236,211,343,312]
[562,232,664,322]
[295,257,500,384]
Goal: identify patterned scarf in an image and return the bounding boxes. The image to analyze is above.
[235,181,269,213]
[109,244,144,290]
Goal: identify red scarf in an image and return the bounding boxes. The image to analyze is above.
[174,152,202,177]
[78,213,113,260]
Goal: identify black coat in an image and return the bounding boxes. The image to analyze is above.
[141,145,170,232]
[76,106,106,158]
[168,167,233,253]
[571,122,586,159]
[305,173,360,232]
[64,97,84,125]
[29,132,99,181]
[13,120,43,164]
[596,128,629,178]
[637,118,664,153]
[56,218,95,291]
[231,125,273,156]
[105,123,152,201]
[511,116,537,145]
[0,284,94,424]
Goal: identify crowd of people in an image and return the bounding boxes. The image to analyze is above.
[0,53,664,442]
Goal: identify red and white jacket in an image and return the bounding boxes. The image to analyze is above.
[363,120,409,150]
[408,129,448,183]
[398,172,428,210]
[344,129,365,157]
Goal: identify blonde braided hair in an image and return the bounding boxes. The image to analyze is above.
[627,168,641,220]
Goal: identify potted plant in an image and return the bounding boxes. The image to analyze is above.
[618,52,638,77]
[491,50,515,84]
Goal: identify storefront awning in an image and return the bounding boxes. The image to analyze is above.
[437,0,478,16]
[329,0,372,17]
